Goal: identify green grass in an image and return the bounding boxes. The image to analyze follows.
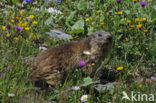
[0,0,156,103]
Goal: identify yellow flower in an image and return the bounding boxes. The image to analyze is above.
[6,33,11,37]
[128,28,131,30]
[29,15,34,19]
[130,25,134,28]
[124,18,127,20]
[125,37,129,42]
[25,27,30,31]
[11,19,15,23]
[135,18,139,22]
[23,18,26,21]
[141,17,147,21]
[116,66,123,71]
[100,22,104,26]
[133,0,137,2]
[19,11,24,15]
[144,30,148,33]
[13,62,17,65]
[117,11,123,15]
[16,16,20,20]
[32,21,38,24]
[139,84,143,88]
[91,63,95,66]
[97,10,102,13]
[30,33,34,36]
[137,24,142,28]
[2,26,6,30]
[135,69,140,73]
[127,20,131,23]
[14,37,19,41]
[85,18,92,21]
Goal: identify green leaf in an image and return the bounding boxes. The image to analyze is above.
[12,0,19,4]
[77,0,86,11]
[82,77,93,86]
[70,19,84,34]
[45,15,54,26]
[87,27,94,35]
[65,11,77,28]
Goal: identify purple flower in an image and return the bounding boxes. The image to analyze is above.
[6,24,11,29]
[146,78,152,84]
[58,1,62,4]
[108,10,112,15]
[140,1,147,6]
[16,26,22,31]
[3,10,9,15]
[26,17,31,21]
[79,60,86,67]
[116,0,122,3]
[35,8,40,12]
[135,72,139,77]
[25,0,32,3]
[151,76,156,82]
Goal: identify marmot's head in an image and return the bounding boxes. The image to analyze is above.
[88,31,112,47]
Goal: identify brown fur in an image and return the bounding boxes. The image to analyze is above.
[30,31,112,87]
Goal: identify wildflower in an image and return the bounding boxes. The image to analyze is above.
[14,37,19,41]
[25,0,32,3]
[133,0,137,2]
[3,10,9,15]
[124,18,127,20]
[19,11,24,15]
[135,72,139,77]
[130,25,134,28]
[79,60,86,67]
[117,11,123,15]
[108,10,112,15]
[13,62,17,65]
[26,17,31,21]
[81,95,88,102]
[72,86,80,91]
[91,63,95,66]
[151,76,156,82]
[35,8,40,12]
[141,17,147,21]
[144,30,148,33]
[16,26,22,31]
[8,93,15,97]
[47,7,62,14]
[6,24,11,29]
[11,19,15,23]
[137,24,142,28]
[100,22,104,26]
[32,21,38,24]
[2,26,6,30]
[58,1,62,4]
[116,0,122,3]
[83,51,91,55]
[25,27,30,31]
[139,84,143,88]
[6,33,11,37]
[97,10,102,13]
[135,69,140,73]
[125,37,129,42]
[16,16,20,20]
[126,20,131,23]
[23,18,26,21]
[140,1,147,6]
[135,18,139,22]
[29,15,34,19]
[85,18,90,21]
[116,66,123,71]
[41,98,44,102]
[146,78,152,84]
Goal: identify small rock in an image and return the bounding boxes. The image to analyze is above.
[46,29,72,40]
[94,82,115,93]
[39,47,48,51]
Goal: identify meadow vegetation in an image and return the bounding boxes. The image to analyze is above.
[0,0,156,103]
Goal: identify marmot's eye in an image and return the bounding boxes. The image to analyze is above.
[98,34,102,37]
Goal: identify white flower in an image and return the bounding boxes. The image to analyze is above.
[80,94,88,102]
[47,7,62,15]
[72,86,80,91]
[83,51,91,55]
[8,93,15,97]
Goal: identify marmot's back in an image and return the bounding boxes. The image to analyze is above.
[30,31,112,87]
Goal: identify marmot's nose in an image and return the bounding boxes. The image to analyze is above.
[106,35,112,42]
